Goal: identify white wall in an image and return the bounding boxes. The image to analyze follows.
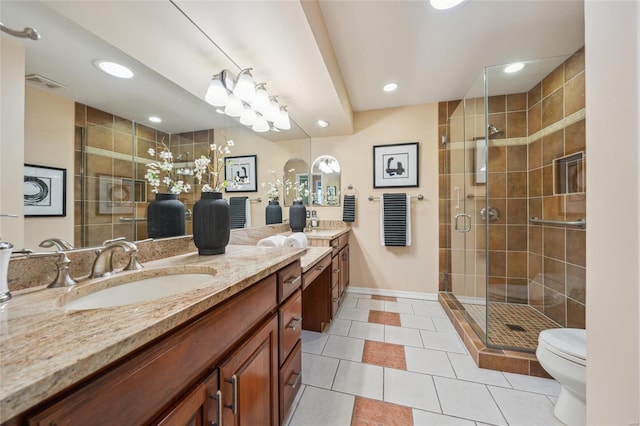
[0,37,25,247]
[310,104,439,295]
[585,1,640,424]
[23,86,75,249]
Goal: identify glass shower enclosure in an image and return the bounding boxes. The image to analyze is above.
[445,53,586,353]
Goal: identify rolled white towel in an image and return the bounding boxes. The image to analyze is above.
[284,232,308,249]
[257,235,287,248]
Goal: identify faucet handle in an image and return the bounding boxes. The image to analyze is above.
[123,248,144,271]
[105,240,144,272]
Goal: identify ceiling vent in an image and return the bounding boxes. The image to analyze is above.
[25,74,66,89]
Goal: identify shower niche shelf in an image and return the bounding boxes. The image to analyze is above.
[554,152,584,194]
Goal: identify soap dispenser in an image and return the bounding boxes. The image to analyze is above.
[0,240,13,303]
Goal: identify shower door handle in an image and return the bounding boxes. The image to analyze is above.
[454,213,472,233]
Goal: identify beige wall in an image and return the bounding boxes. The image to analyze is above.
[585,1,640,424]
[24,86,75,249]
[311,104,439,296]
[0,37,25,247]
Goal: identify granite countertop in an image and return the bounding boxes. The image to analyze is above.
[0,245,304,422]
[303,227,350,241]
[300,247,333,273]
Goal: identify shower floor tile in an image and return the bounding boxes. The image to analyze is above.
[463,302,560,351]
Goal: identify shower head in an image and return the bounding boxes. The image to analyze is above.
[487,124,504,139]
[0,23,41,40]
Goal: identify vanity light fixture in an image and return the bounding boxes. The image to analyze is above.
[383,83,398,92]
[204,69,290,133]
[429,0,467,10]
[94,60,134,79]
[148,116,162,123]
[504,62,525,73]
[316,119,329,128]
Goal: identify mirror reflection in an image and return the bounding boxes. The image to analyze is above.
[2,1,311,250]
[283,159,310,207]
[310,155,341,206]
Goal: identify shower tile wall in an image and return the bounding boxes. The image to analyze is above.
[74,104,169,246]
[528,47,586,328]
[438,46,586,332]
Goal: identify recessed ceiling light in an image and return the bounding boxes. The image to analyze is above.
[429,0,467,10]
[383,83,398,92]
[148,116,162,123]
[316,119,329,128]
[504,62,525,74]
[94,60,134,79]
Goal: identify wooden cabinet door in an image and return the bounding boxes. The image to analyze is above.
[220,314,278,426]
[156,370,220,426]
[339,246,349,297]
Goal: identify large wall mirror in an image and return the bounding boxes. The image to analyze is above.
[311,155,341,207]
[1,1,310,250]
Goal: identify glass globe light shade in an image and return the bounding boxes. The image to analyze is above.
[205,76,228,106]
[233,69,256,103]
[224,94,244,117]
[274,107,291,130]
[252,113,269,132]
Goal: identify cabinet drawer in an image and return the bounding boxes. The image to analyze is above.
[302,254,331,291]
[278,261,302,302]
[279,289,302,366]
[279,340,302,425]
[330,233,348,257]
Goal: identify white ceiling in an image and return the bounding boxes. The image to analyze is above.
[1,0,584,138]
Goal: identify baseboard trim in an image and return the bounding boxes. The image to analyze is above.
[346,286,438,301]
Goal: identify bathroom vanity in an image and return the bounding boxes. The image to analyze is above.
[301,228,350,331]
[0,245,305,425]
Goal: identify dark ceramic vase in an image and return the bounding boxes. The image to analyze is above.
[289,200,306,232]
[265,200,283,225]
[193,191,230,255]
[147,193,186,238]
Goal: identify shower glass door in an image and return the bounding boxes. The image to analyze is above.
[447,71,489,341]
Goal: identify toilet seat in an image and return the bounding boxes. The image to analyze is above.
[539,328,586,366]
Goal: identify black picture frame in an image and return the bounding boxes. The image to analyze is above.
[373,142,419,188]
[23,164,67,217]
[224,155,258,192]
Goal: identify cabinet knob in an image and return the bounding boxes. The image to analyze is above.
[286,276,301,287]
[333,268,341,273]
[316,265,324,271]
[287,371,302,389]
[286,317,301,330]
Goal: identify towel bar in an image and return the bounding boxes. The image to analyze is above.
[528,217,585,228]
[368,194,424,201]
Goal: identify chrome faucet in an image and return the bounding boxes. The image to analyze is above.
[90,240,143,279]
[39,238,74,251]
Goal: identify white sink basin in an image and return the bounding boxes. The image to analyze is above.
[65,271,216,310]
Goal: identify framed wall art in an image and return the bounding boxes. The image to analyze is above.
[373,142,419,188]
[224,155,257,192]
[23,164,67,217]
[98,176,145,214]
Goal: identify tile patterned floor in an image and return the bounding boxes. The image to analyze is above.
[464,302,560,351]
[285,293,563,426]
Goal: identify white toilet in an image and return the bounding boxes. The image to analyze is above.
[536,328,587,426]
